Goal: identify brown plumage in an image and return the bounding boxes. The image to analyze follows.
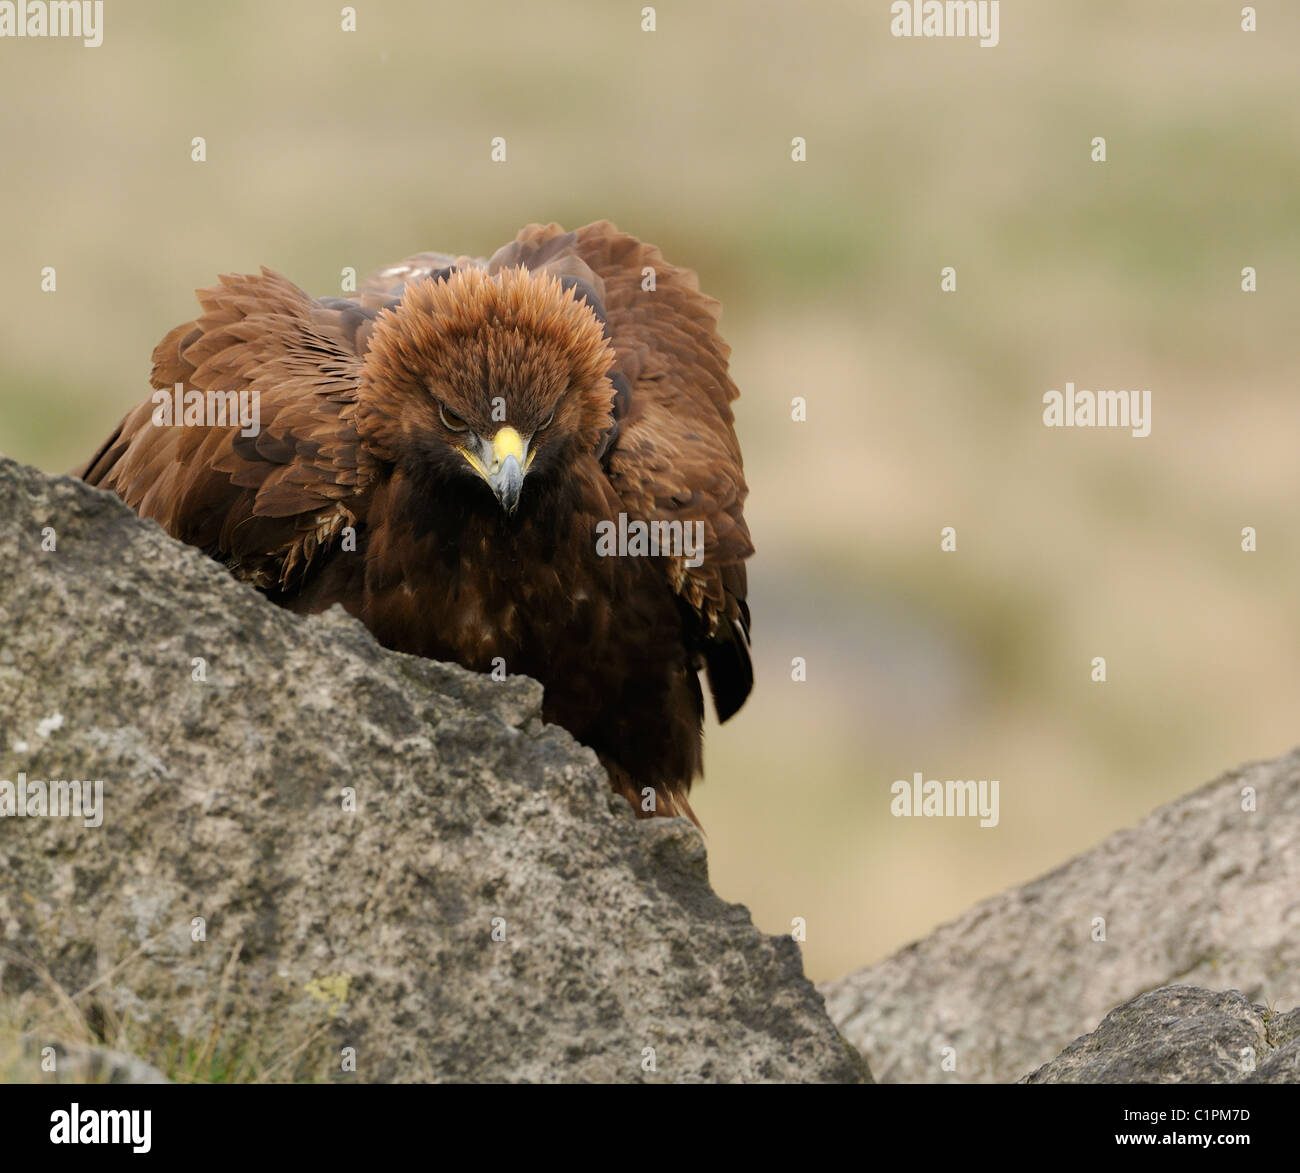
[77,221,753,823]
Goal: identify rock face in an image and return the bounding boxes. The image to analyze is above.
[821,749,1300,1083]
[0,456,867,1084]
[1023,987,1300,1084]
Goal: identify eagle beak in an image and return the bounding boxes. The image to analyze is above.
[456,426,530,512]
[484,426,527,514]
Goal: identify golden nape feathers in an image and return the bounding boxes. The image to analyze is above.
[78,221,753,824]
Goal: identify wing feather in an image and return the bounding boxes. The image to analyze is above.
[77,268,377,591]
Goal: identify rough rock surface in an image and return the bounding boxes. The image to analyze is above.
[821,749,1299,1083]
[1023,986,1300,1084]
[0,456,867,1083]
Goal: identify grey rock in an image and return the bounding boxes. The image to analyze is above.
[1023,986,1300,1084]
[0,456,867,1084]
[821,748,1299,1083]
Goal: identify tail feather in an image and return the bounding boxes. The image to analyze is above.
[599,754,702,831]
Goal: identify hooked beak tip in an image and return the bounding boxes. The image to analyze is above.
[491,453,524,514]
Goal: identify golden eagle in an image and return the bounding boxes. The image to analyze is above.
[78,222,753,823]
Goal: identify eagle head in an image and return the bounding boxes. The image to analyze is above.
[357,265,617,514]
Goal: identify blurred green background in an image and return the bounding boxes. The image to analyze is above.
[2,2,1298,982]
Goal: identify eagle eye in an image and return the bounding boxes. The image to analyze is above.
[537,406,556,431]
[439,403,469,432]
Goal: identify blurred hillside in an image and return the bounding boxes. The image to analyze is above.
[2,1,1298,983]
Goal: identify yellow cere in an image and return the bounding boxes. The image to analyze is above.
[491,427,525,469]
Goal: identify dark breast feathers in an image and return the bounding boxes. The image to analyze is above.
[77,221,753,824]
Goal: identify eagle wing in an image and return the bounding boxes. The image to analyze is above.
[487,221,754,723]
[77,268,379,591]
